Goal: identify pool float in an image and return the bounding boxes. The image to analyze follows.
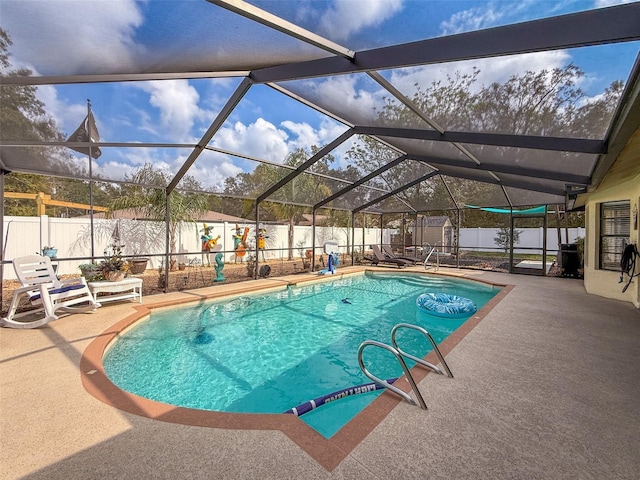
[416,292,477,318]
[284,378,398,416]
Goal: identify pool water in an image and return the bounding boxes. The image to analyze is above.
[104,272,498,437]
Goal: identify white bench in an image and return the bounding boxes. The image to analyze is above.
[88,278,143,305]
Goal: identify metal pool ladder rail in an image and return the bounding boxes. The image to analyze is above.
[423,242,441,271]
[357,323,453,410]
[391,323,453,379]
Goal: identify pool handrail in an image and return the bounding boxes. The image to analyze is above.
[358,339,428,409]
[391,323,454,378]
[423,242,441,271]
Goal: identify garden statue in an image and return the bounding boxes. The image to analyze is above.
[214,252,225,282]
[200,224,221,252]
[200,223,221,265]
[257,227,269,260]
[232,224,249,261]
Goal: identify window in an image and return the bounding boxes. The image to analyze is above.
[599,201,630,271]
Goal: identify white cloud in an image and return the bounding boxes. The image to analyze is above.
[439,5,504,35]
[213,118,290,163]
[280,121,320,151]
[92,160,137,181]
[318,0,403,42]
[389,51,572,96]
[316,117,350,145]
[312,76,382,121]
[594,0,636,7]
[134,80,206,142]
[31,85,87,137]
[180,153,243,191]
[438,0,574,35]
[2,0,143,75]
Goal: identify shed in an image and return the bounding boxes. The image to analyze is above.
[414,216,453,253]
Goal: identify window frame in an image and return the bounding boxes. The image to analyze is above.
[599,200,630,271]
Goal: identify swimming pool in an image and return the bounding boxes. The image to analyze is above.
[103,272,499,437]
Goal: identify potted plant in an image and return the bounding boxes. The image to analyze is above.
[79,263,102,282]
[98,244,129,282]
[129,256,150,275]
[42,246,58,258]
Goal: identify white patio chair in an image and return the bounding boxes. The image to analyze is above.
[1,255,101,329]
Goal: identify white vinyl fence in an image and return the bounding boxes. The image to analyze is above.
[1,216,387,280]
[459,227,585,254]
[1,215,584,280]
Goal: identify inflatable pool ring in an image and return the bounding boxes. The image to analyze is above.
[416,292,477,318]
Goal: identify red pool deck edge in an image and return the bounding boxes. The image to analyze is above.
[81,271,513,472]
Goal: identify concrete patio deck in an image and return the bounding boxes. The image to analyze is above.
[1,267,639,479]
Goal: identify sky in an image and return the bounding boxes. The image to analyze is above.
[2,0,639,190]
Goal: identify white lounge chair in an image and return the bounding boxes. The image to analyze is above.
[1,255,101,329]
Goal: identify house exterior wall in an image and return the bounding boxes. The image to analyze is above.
[583,129,640,308]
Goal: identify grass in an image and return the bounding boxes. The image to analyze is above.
[460,250,553,261]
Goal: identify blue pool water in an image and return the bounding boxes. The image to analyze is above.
[104,272,499,437]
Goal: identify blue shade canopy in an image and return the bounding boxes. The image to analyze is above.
[465,205,548,215]
[1,1,640,212]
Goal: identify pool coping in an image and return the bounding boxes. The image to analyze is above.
[81,269,513,472]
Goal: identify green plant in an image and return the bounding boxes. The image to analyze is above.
[98,244,129,274]
[79,263,102,281]
[494,227,521,253]
[296,240,306,259]
[574,236,585,267]
[109,163,208,270]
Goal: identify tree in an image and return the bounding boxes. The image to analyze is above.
[1,28,54,213]
[1,28,108,216]
[348,64,623,219]
[269,148,333,259]
[109,163,208,269]
[494,227,521,253]
[0,29,61,144]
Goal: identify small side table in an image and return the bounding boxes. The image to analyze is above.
[88,278,143,304]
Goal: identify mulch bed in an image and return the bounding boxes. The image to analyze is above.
[1,259,309,316]
[1,253,562,317]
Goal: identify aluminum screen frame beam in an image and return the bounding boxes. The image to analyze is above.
[207,0,355,60]
[252,4,640,83]
[256,129,355,204]
[354,127,606,154]
[353,171,439,214]
[167,77,253,193]
[410,154,591,185]
[313,155,407,210]
[431,166,567,197]
[0,71,249,86]
[204,145,388,192]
